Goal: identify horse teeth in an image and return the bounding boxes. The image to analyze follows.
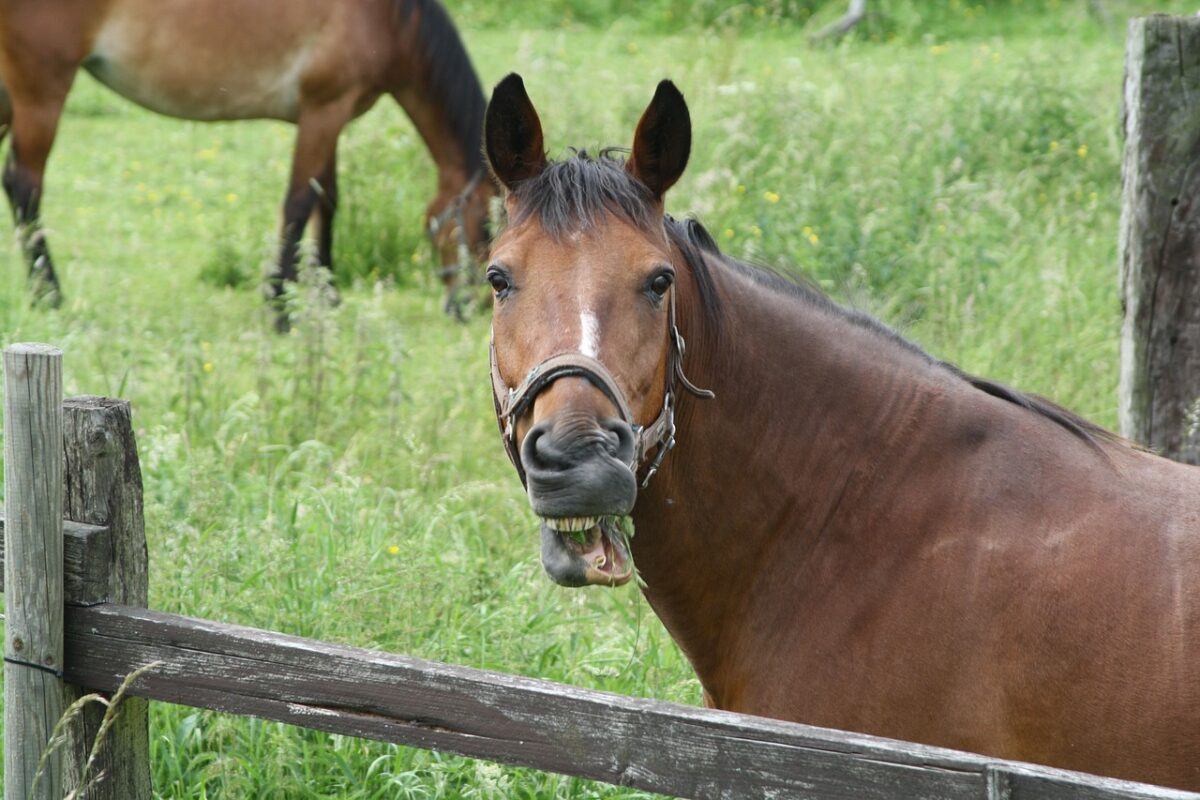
[543,516,599,532]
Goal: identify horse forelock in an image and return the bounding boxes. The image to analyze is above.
[508,151,656,235]
[505,152,724,328]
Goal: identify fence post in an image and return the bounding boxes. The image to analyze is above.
[4,343,65,800]
[61,396,152,799]
[1118,14,1200,462]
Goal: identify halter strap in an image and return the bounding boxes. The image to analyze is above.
[489,291,713,489]
[427,171,485,319]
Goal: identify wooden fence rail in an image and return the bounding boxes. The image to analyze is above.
[55,602,1199,800]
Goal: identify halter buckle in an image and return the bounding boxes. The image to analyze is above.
[641,430,676,488]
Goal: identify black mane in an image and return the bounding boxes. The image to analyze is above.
[394,0,487,174]
[508,151,1116,450]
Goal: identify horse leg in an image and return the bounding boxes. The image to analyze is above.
[313,151,338,272]
[0,84,11,145]
[1,85,70,307]
[269,99,351,331]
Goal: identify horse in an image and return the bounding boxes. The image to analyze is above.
[0,0,494,325]
[480,73,1200,791]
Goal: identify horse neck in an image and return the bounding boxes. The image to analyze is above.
[385,0,487,192]
[631,252,951,701]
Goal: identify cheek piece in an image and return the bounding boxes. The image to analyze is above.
[490,289,715,490]
[426,170,485,319]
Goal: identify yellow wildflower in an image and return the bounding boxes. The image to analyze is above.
[225,192,238,204]
[202,362,214,374]
[722,228,735,239]
[387,545,400,555]
[763,191,781,204]
[1076,145,1088,158]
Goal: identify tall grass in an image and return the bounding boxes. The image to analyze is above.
[0,5,1177,796]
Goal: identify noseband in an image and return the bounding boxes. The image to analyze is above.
[489,291,714,490]
[426,171,485,320]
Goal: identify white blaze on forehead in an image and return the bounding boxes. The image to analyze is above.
[579,311,601,358]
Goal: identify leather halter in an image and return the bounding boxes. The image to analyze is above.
[489,290,714,489]
[426,170,484,320]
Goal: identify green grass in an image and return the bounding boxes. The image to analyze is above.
[0,3,1187,796]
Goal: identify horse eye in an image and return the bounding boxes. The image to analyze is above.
[649,271,674,298]
[486,268,511,295]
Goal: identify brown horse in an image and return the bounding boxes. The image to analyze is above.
[0,0,494,323]
[482,74,1200,791]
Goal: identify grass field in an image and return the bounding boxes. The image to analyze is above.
[0,1,1192,797]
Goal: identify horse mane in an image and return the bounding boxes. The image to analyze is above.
[392,0,487,174]
[509,151,1120,451]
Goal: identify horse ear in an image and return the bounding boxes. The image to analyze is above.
[485,74,547,191]
[627,80,691,200]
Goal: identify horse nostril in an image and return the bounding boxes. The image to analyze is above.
[522,419,565,472]
[602,418,636,464]
[521,416,636,474]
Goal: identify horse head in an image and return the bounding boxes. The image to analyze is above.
[483,74,704,587]
[425,171,494,319]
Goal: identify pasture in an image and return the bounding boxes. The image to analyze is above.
[0,1,1192,796]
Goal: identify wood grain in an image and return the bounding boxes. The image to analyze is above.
[0,514,111,605]
[64,604,1196,800]
[1118,15,1200,461]
[59,396,152,800]
[4,343,65,800]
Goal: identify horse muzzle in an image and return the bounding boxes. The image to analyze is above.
[521,413,637,586]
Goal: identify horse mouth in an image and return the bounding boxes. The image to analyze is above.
[538,516,633,587]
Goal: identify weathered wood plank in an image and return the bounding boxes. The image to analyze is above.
[4,343,65,800]
[1118,15,1200,461]
[0,513,111,604]
[60,396,152,800]
[63,604,1195,800]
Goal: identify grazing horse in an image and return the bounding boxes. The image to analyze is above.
[481,74,1200,791]
[0,0,494,323]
